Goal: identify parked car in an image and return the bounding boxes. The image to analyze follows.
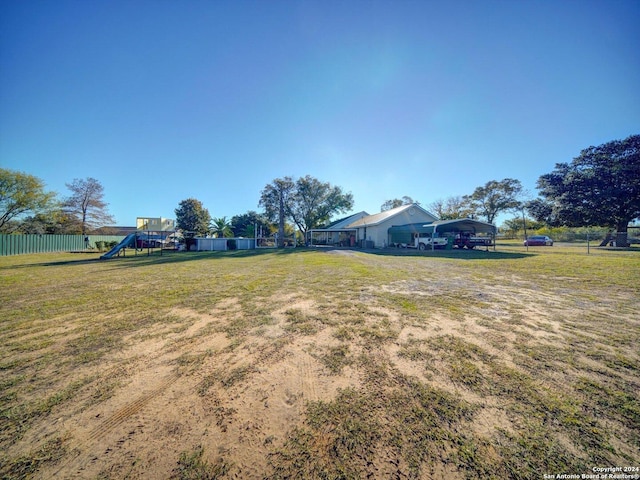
[524,235,553,246]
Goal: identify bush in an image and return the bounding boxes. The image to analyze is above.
[95,241,104,251]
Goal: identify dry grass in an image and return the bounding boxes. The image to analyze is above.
[0,244,639,478]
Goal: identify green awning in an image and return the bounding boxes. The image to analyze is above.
[388,223,435,244]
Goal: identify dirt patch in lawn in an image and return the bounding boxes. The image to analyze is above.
[1,248,639,478]
[13,294,364,479]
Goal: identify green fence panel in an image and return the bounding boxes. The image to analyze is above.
[0,234,125,256]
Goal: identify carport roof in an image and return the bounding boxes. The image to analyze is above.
[389,219,496,236]
[427,218,496,234]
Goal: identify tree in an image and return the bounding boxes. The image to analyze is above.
[501,216,544,239]
[289,175,354,239]
[0,168,55,233]
[381,196,415,212]
[64,178,115,236]
[259,177,295,248]
[524,198,552,225]
[19,210,82,234]
[175,198,211,237]
[210,217,233,238]
[230,211,273,238]
[534,134,640,246]
[428,196,473,220]
[259,176,354,247]
[463,178,523,224]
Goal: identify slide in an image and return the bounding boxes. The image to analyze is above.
[100,233,137,260]
[599,233,613,247]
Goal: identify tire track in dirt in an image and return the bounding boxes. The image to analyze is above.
[297,351,318,403]
[85,372,179,444]
[52,371,180,478]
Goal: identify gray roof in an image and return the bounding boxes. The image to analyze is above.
[428,218,496,234]
[347,203,437,228]
[325,211,369,230]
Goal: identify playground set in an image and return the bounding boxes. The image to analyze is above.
[100,217,176,260]
[598,228,639,247]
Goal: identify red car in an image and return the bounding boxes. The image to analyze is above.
[524,235,553,246]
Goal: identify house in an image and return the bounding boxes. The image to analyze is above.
[136,217,176,232]
[93,225,137,236]
[309,203,438,248]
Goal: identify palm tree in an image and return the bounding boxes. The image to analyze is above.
[210,216,233,238]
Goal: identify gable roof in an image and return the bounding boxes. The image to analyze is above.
[347,203,438,228]
[325,211,369,230]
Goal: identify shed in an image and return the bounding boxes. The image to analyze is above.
[195,237,256,251]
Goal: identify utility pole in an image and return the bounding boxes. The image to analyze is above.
[522,209,528,252]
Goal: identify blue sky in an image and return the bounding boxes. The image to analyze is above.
[1,0,639,227]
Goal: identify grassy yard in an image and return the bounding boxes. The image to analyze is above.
[1,244,638,479]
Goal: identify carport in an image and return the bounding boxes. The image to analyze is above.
[430,219,497,251]
[389,218,496,251]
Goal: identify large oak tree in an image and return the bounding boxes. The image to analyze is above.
[533,134,640,246]
[259,175,354,247]
[289,175,354,240]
